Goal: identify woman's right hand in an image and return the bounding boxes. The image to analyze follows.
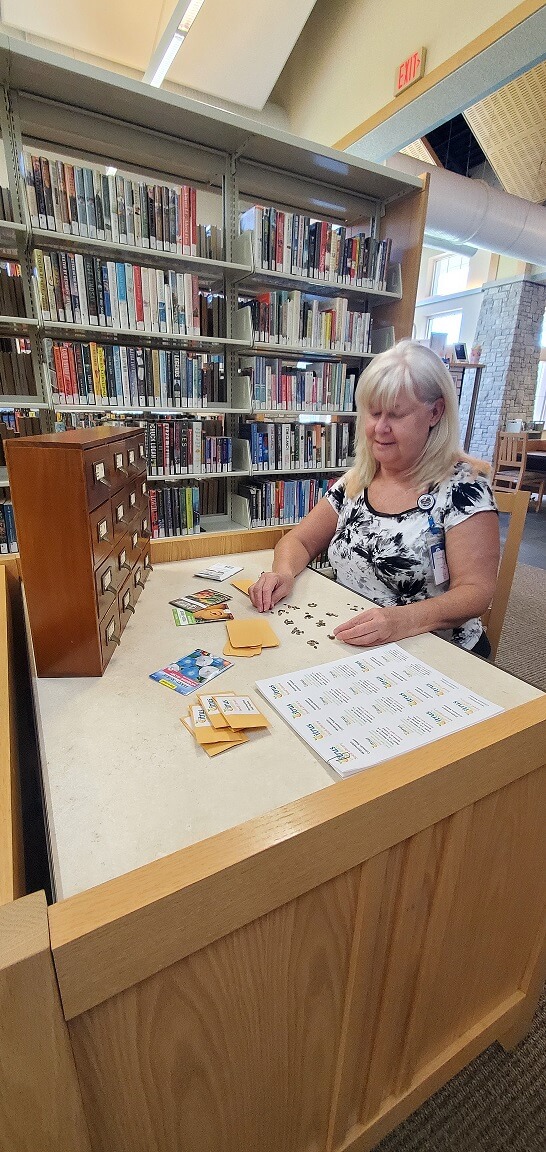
[249,571,294,612]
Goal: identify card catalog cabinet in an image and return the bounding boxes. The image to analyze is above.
[6,427,152,676]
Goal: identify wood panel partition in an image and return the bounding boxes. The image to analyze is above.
[43,698,546,1152]
[1,561,546,1152]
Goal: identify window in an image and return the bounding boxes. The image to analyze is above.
[431,253,469,296]
[426,312,463,346]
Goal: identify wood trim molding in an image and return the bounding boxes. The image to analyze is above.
[334,1,546,151]
[0,565,24,905]
[0,892,91,1152]
[49,697,546,1019]
[150,526,290,563]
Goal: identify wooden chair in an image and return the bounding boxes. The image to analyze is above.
[482,488,530,660]
[492,432,545,512]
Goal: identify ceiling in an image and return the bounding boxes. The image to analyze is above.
[401,60,546,203]
[1,0,544,202]
[0,0,318,111]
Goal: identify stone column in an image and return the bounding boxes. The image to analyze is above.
[459,278,546,461]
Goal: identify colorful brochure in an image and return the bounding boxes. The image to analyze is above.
[150,649,232,695]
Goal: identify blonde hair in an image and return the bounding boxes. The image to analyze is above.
[344,339,489,499]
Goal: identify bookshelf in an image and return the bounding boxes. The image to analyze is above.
[0,33,427,558]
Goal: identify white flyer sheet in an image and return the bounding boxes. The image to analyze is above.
[256,644,503,777]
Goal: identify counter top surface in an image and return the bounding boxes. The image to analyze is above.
[35,551,542,900]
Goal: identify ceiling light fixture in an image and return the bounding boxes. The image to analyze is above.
[143,0,206,89]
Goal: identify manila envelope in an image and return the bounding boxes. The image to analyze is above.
[226,618,279,650]
[198,693,232,728]
[181,715,248,756]
[223,642,262,659]
[189,704,244,746]
[212,694,269,730]
[230,577,255,596]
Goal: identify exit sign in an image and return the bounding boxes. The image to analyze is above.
[394,47,426,96]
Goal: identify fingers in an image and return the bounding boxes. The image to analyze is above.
[333,611,384,646]
[249,573,279,612]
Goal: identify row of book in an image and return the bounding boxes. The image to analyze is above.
[0,263,25,317]
[0,500,17,553]
[146,418,233,476]
[237,476,336,527]
[0,186,14,223]
[0,414,41,466]
[149,485,200,538]
[240,355,356,412]
[25,153,222,257]
[239,420,352,471]
[47,341,226,407]
[35,250,225,336]
[239,292,372,353]
[240,206,392,290]
[0,339,35,396]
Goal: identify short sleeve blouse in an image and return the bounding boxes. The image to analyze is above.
[326,461,497,650]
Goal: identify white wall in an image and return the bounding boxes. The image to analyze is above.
[272,0,521,145]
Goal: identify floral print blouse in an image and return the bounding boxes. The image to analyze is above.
[326,461,497,650]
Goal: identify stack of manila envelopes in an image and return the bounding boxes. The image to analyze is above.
[182,693,269,756]
[223,617,279,659]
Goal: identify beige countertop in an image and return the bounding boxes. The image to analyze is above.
[35,551,542,900]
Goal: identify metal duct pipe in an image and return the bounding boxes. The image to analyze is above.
[386,153,546,266]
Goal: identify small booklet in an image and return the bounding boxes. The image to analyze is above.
[194,563,244,582]
[150,649,232,695]
[170,589,233,611]
[172,605,234,627]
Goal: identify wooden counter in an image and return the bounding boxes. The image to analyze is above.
[35,552,541,900]
[2,552,545,1152]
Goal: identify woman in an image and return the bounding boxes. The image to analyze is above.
[249,339,499,657]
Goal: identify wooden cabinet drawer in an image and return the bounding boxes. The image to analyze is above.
[95,552,119,620]
[140,543,153,583]
[126,482,140,519]
[126,525,142,566]
[132,557,147,604]
[89,500,114,569]
[100,600,121,670]
[137,476,148,511]
[126,435,146,478]
[115,533,134,580]
[118,571,136,633]
[111,445,130,494]
[85,443,115,512]
[136,508,151,549]
[112,491,133,540]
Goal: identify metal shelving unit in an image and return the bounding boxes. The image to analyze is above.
[0,34,426,546]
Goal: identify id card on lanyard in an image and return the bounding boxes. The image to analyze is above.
[418,493,449,586]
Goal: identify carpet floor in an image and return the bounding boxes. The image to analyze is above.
[373,562,546,1151]
[495,563,546,691]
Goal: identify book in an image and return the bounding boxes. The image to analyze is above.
[150,649,233,695]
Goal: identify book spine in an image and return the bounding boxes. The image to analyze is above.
[63,164,79,234]
[74,166,88,236]
[83,168,97,238]
[83,256,99,325]
[31,156,48,228]
[93,170,105,241]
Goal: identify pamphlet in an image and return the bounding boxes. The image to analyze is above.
[172,606,234,626]
[150,649,233,695]
[194,563,244,582]
[170,589,233,610]
[256,644,503,777]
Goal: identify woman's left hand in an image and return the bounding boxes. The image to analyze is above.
[333,605,409,647]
